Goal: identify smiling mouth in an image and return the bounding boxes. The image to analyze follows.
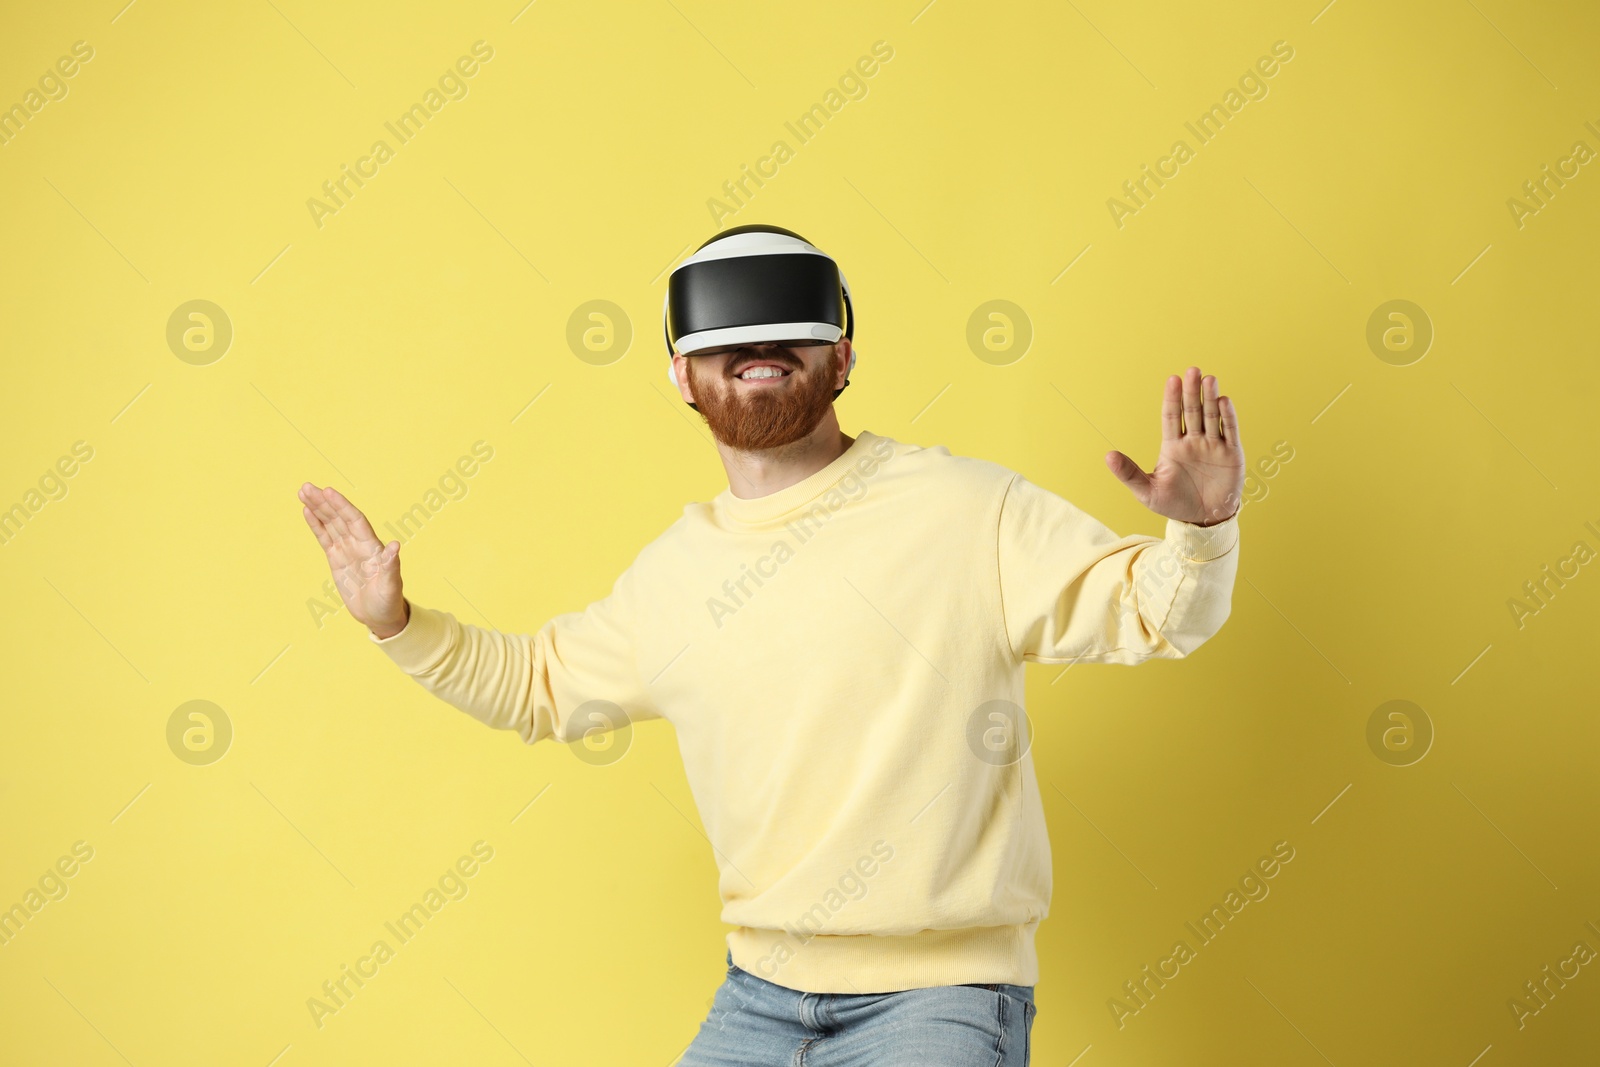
[731,365,795,382]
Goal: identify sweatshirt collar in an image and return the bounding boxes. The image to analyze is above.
[714,431,879,526]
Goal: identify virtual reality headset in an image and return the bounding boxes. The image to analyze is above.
[663,224,857,407]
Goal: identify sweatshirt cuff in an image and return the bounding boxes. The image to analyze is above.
[367,600,453,673]
[1165,513,1239,563]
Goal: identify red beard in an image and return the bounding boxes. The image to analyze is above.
[686,347,841,451]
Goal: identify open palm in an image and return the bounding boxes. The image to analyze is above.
[1105,366,1244,527]
[299,483,410,637]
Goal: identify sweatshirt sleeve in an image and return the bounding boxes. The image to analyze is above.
[365,565,661,744]
[996,471,1240,666]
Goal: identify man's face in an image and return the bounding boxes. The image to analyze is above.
[679,340,846,452]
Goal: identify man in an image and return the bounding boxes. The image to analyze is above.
[299,225,1244,1065]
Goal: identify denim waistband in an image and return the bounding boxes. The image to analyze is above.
[724,948,1035,1005]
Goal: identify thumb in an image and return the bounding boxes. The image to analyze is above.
[1105,450,1152,499]
[362,540,400,581]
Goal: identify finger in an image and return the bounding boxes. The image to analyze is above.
[302,484,344,535]
[1182,366,1203,436]
[1219,395,1242,449]
[325,487,383,552]
[301,485,347,549]
[354,538,401,584]
[1105,450,1152,500]
[302,504,335,553]
[304,498,361,572]
[305,486,361,565]
[1202,374,1222,440]
[1160,374,1182,442]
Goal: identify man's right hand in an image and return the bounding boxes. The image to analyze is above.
[299,482,410,639]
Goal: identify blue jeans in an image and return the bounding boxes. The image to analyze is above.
[680,950,1037,1066]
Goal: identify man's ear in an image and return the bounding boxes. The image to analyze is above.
[671,352,696,403]
[833,339,853,389]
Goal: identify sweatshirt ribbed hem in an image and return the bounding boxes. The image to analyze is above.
[1166,513,1240,562]
[726,920,1040,994]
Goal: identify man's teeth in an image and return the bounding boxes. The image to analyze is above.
[738,367,789,380]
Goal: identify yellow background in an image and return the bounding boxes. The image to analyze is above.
[2,0,1596,1063]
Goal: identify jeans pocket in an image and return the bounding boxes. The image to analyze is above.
[995,988,1035,1063]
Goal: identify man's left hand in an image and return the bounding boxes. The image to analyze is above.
[1105,366,1245,527]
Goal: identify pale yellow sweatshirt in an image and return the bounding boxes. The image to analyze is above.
[369,430,1240,993]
